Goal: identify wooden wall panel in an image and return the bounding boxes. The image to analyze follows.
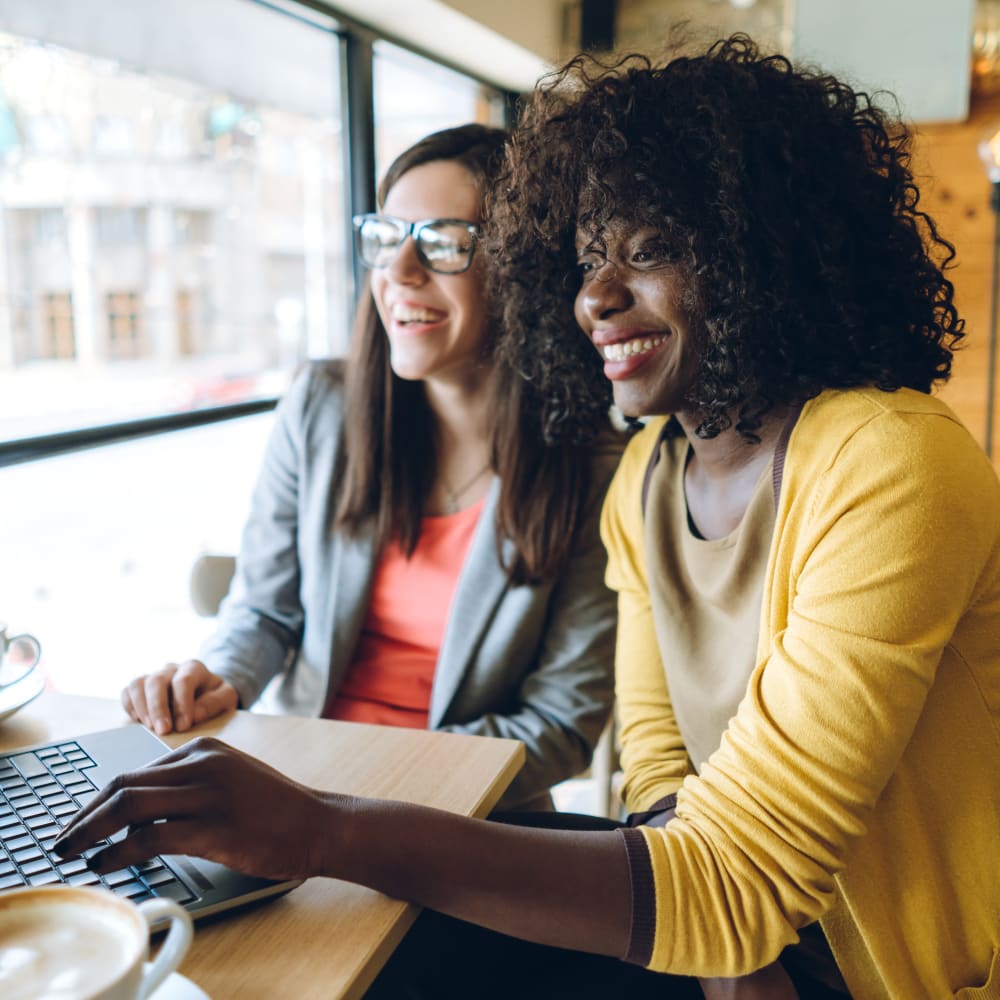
[911,94,1000,469]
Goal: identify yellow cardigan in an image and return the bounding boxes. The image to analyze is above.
[602,388,1000,998]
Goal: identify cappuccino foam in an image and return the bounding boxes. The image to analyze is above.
[0,900,137,1000]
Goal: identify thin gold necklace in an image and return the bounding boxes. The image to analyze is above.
[443,462,490,514]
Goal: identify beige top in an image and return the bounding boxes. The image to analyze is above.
[644,432,775,772]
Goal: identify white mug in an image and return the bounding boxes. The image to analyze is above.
[0,884,194,1000]
[0,623,42,690]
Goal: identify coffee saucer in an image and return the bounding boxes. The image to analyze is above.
[0,667,45,724]
[148,969,210,1000]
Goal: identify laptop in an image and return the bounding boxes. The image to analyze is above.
[0,724,301,919]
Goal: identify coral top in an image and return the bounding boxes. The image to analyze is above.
[324,497,485,729]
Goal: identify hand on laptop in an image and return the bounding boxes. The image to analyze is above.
[122,660,239,736]
[53,738,333,882]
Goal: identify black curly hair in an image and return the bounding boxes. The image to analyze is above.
[487,34,964,442]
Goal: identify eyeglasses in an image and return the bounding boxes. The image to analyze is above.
[352,214,479,274]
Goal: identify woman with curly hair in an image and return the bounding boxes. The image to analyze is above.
[55,37,1000,1000]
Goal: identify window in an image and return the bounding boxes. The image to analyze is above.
[92,116,136,158]
[34,209,67,247]
[0,415,275,696]
[0,0,347,443]
[373,41,506,182]
[96,208,146,248]
[106,290,146,360]
[25,115,72,156]
[174,211,210,246]
[41,292,75,360]
[176,289,198,357]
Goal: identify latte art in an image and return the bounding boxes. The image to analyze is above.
[0,901,137,1000]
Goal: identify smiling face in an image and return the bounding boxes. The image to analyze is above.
[370,160,488,388]
[573,221,704,418]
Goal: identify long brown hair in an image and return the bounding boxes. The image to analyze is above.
[334,123,599,584]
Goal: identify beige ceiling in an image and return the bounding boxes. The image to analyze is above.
[330,0,979,122]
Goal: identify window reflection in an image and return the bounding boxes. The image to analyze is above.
[373,41,506,184]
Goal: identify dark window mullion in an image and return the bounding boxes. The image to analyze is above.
[503,89,520,129]
[340,28,376,321]
[0,399,279,468]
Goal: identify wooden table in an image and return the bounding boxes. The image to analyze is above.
[0,693,524,999]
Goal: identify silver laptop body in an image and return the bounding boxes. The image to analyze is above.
[0,724,301,920]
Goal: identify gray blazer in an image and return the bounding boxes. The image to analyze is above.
[201,363,619,807]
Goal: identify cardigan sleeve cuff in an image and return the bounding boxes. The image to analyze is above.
[618,826,657,966]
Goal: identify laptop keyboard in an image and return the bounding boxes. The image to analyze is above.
[0,741,195,905]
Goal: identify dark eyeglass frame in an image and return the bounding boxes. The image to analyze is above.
[352,213,480,274]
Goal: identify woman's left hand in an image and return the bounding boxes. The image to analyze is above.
[52,737,335,882]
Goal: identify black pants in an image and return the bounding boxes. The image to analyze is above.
[365,812,846,1000]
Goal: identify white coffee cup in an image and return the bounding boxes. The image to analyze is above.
[0,884,193,1000]
[0,622,42,690]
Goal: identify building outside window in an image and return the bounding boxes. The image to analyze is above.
[0,0,349,442]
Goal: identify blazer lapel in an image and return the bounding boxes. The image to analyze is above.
[429,478,510,726]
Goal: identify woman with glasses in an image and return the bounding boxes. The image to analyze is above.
[119,124,619,809]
